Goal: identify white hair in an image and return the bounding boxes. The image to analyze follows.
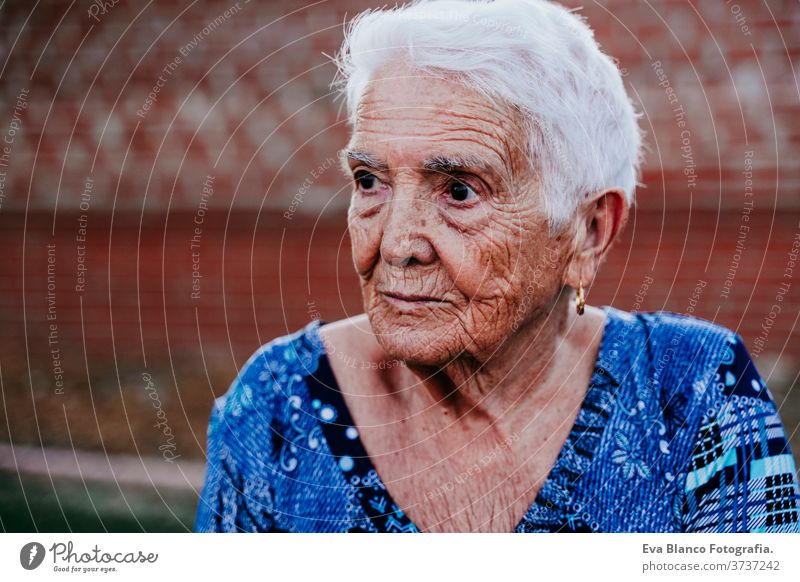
[333,0,643,228]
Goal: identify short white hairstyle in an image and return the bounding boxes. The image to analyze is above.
[333,0,643,228]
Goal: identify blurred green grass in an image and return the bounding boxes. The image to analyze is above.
[0,472,197,532]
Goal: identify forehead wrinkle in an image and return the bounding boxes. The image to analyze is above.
[353,91,530,183]
[357,90,522,128]
[353,123,517,179]
[358,80,515,117]
[442,125,531,187]
[360,77,516,116]
[356,106,516,137]
[434,111,530,180]
[357,87,518,128]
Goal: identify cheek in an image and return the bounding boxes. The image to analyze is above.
[451,218,530,300]
[465,220,565,309]
[442,232,502,298]
[512,234,568,305]
[348,208,382,277]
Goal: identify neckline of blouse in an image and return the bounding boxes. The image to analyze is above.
[299,306,625,532]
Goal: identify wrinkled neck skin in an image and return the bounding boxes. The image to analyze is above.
[386,288,583,427]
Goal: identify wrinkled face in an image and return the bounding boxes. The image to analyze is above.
[345,67,572,367]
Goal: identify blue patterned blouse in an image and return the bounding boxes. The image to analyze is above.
[195,307,800,533]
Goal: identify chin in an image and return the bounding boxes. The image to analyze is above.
[366,306,468,368]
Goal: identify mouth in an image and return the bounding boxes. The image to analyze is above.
[380,290,447,309]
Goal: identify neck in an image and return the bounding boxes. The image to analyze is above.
[403,291,587,426]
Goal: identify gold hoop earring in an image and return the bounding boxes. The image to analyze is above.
[576,281,586,315]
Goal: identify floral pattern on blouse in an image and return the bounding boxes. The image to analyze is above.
[195,307,799,533]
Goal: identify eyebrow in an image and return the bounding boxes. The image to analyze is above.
[339,149,389,172]
[422,154,494,174]
[339,149,496,175]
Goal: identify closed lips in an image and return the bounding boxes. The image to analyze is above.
[381,291,445,302]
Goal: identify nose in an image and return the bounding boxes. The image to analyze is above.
[379,193,436,267]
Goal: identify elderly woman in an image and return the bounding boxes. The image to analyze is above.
[196,0,799,533]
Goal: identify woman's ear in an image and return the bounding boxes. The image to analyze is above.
[566,188,629,288]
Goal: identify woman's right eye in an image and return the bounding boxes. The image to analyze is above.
[354,171,381,193]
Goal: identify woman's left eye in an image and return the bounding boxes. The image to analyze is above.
[447,180,479,203]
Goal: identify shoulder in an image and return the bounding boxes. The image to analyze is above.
[603,307,737,380]
[602,308,737,360]
[207,320,326,448]
[602,308,741,426]
[609,308,739,364]
[622,308,787,437]
[635,311,755,406]
[626,308,737,346]
[316,313,382,361]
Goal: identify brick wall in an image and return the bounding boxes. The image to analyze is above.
[1,0,798,458]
